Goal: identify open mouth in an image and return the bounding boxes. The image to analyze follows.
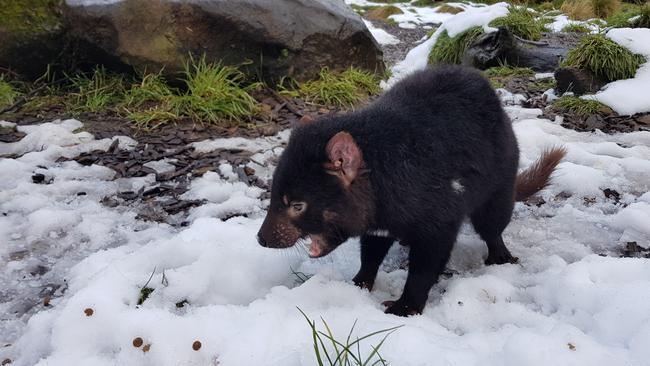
[307,234,334,258]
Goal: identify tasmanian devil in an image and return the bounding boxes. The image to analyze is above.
[257,65,565,316]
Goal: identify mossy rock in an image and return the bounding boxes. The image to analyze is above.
[64,0,384,83]
[562,34,645,82]
[0,0,66,78]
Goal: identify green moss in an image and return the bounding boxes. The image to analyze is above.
[0,0,63,35]
[562,34,646,82]
[484,66,535,78]
[365,5,404,20]
[489,6,548,41]
[560,23,592,32]
[428,27,484,65]
[437,4,464,14]
[553,95,612,116]
[484,65,535,90]
[280,67,381,109]
[412,0,441,6]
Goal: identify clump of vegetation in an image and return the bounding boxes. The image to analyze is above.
[489,6,549,41]
[560,23,592,32]
[179,56,259,123]
[412,0,439,6]
[592,0,621,18]
[365,5,403,21]
[0,76,21,109]
[366,0,409,3]
[607,3,650,27]
[428,27,484,65]
[562,34,645,82]
[553,95,612,116]
[561,0,621,20]
[67,67,126,113]
[485,65,535,78]
[298,308,401,366]
[484,65,535,89]
[436,4,464,14]
[281,67,380,109]
[126,57,260,128]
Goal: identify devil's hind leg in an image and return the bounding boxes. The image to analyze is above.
[470,185,519,265]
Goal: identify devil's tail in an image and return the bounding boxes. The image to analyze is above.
[515,147,567,202]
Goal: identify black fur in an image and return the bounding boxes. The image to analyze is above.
[261,65,522,316]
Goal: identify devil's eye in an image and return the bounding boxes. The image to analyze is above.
[291,202,306,213]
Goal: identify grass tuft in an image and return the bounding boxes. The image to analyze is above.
[0,76,21,109]
[180,56,259,123]
[281,67,380,109]
[553,95,612,116]
[489,6,549,41]
[298,308,402,366]
[484,65,535,78]
[560,23,592,32]
[428,27,484,65]
[123,72,176,108]
[67,67,126,113]
[562,34,645,82]
[125,57,260,128]
[484,65,535,89]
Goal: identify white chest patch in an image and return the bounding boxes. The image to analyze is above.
[451,179,465,194]
[366,229,391,237]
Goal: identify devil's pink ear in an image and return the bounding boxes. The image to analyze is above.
[324,131,363,187]
[298,114,314,125]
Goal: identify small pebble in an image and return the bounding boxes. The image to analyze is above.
[192,340,202,351]
[84,308,94,317]
[133,337,143,348]
[142,344,151,353]
[2,358,12,365]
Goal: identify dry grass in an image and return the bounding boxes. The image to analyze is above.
[561,0,621,20]
[592,0,621,18]
[365,5,403,20]
[561,0,596,20]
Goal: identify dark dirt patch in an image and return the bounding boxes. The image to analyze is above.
[621,241,650,259]
[367,20,434,67]
[541,108,650,134]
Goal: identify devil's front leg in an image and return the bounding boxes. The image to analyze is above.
[353,234,395,291]
[383,222,461,316]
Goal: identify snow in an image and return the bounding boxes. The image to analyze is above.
[363,20,400,45]
[546,15,601,33]
[384,3,510,87]
[584,28,650,116]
